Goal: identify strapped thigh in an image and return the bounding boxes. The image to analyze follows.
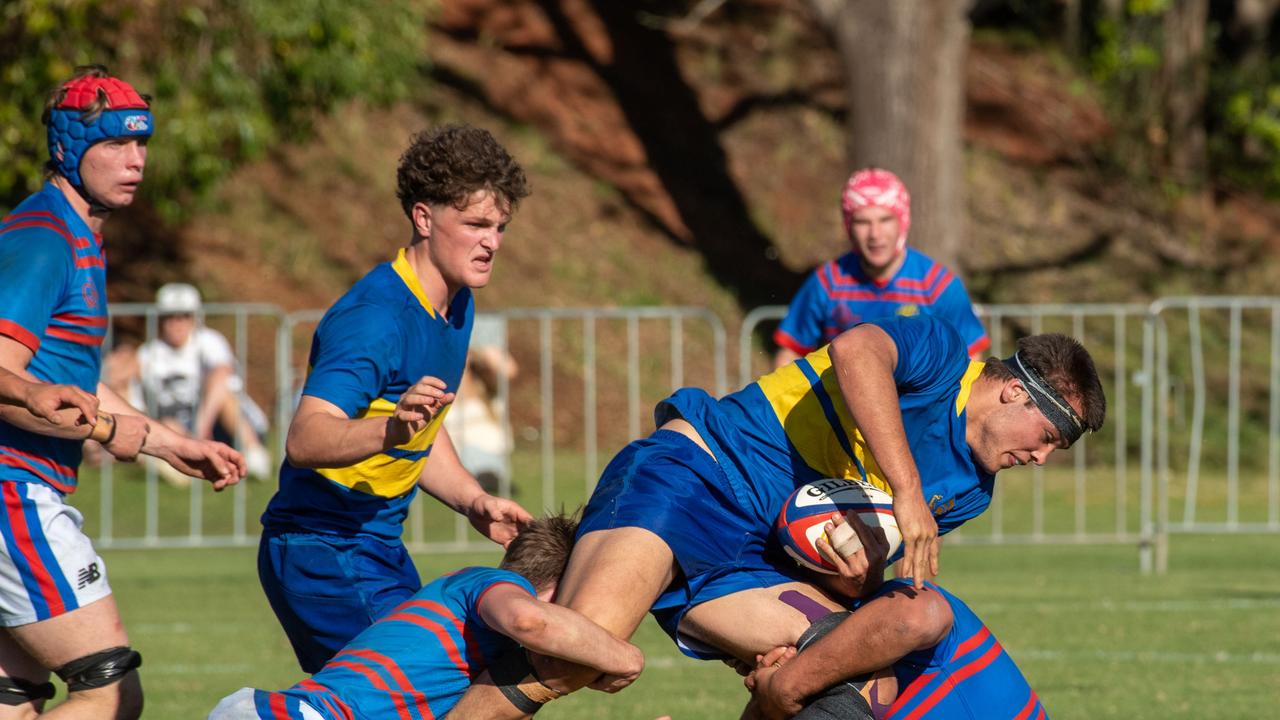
[55,646,141,692]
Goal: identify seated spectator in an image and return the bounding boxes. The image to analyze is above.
[444,317,517,494]
[128,283,272,484]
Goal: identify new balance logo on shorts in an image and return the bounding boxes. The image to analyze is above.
[77,563,101,589]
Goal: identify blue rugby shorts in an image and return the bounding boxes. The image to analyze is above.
[578,429,800,659]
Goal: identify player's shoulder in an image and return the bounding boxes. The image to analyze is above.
[896,247,954,278]
[0,191,82,262]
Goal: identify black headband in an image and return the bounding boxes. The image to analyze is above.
[1002,351,1085,446]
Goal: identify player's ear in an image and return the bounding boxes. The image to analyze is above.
[412,201,433,239]
[1001,378,1028,404]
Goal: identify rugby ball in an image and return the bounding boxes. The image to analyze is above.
[776,478,902,574]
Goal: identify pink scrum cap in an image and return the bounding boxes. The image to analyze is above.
[840,168,911,252]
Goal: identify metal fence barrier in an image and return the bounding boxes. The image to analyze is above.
[75,298,1278,572]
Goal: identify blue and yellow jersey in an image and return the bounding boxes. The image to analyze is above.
[658,315,994,543]
[262,249,473,540]
[257,567,532,720]
[0,183,109,494]
[874,580,1048,720]
[775,248,989,358]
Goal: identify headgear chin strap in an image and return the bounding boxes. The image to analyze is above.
[45,75,152,204]
[1003,351,1086,446]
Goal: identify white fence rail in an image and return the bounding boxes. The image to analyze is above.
[74,298,1279,573]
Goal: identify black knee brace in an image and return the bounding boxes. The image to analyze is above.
[488,646,562,715]
[55,646,142,692]
[792,612,875,720]
[0,676,55,706]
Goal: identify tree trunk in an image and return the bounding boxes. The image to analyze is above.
[1161,0,1210,186]
[809,0,975,269]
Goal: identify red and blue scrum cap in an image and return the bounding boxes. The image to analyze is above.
[46,75,153,188]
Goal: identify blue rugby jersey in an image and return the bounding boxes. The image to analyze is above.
[261,249,473,540]
[775,248,988,359]
[0,183,108,493]
[876,580,1048,720]
[659,315,994,553]
[254,567,533,720]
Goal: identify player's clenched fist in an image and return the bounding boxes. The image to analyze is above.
[387,376,455,447]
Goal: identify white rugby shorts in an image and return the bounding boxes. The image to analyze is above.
[0,482,112,626]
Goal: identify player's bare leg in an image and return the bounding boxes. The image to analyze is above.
[680,582,845,664]
[449,526,676,719]
[0,595,141,719]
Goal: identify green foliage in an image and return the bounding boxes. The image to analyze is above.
[1,0,431,219]
[1214,70,1280,195]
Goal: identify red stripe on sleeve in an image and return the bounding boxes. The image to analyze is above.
[51,314,109,328]
[773,329,812,357]
[0,320,40,353]
[44,326,104,347]
[967,335,991,358]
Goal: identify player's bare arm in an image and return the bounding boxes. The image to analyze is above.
[417,426,532,546]
[96,382,246,489]
[285,377,453,468]
[477,584,644,691]
[828,323,939,587]
[747,584,952,719]
[0,336,101,437]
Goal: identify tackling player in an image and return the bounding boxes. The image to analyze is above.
[258,125,534,673]
[773,169,988,368]
[736,511,1048,719]
[745,580,1049,720]
[0,65,246,719]
[211,515,643,719]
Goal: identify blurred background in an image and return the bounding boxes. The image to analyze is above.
[3,1,1279,717]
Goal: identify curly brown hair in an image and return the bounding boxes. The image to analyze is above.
[395,124,530,219]
[499,512,579,592]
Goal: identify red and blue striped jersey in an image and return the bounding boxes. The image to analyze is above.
[775,249,989,358]
[254,567,534,720]
[0,183,108,493]
[878,580,1048,720]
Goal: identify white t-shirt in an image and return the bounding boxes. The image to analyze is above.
[134,327,263,434]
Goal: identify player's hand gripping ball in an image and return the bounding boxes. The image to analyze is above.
[776,478,903,574]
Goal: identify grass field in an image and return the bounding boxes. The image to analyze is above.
[54,454,1280,718]
[91,532,1278,719]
